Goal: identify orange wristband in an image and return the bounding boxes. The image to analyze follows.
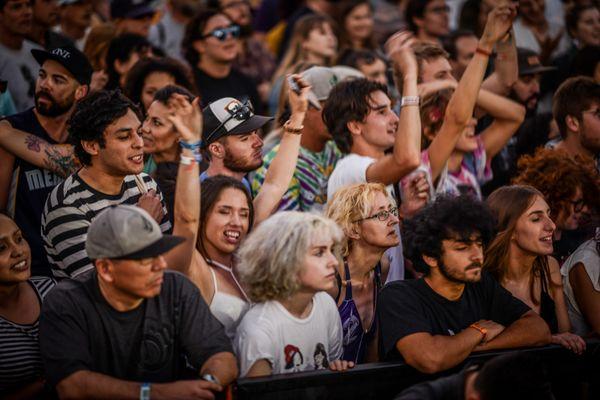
[476,47,492,57]
[469,323,487,343]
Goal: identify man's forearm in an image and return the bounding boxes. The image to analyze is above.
[392,75,421,172]
[476,312,551,352]
[200,351,239,386]
[0,121,77,177]
[56,370,140,399]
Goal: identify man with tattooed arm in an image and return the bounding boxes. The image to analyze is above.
[0,45,91,276]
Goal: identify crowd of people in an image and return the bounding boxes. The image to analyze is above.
[0,0,598,399]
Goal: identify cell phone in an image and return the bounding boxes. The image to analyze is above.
[287,75,301,94]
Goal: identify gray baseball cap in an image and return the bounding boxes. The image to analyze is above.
[301,66,364,109]
[86,205,185,260]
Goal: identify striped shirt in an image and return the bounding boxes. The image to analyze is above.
[251,141,342,213]
[41,172,171,279]
[0,277,55,392]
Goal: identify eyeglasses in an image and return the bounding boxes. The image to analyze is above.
[204,100,253,145]
[201,25,241,41]
[583,109,600,120]
[353,207,398,223]
[570,198,585,213]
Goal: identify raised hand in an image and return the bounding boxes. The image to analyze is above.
[167,94,203,143]
[480,4,518,50]
[384,31,418,78]
[287,74,310,116]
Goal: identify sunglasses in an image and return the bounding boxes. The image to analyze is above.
[204,100,253,145]
[201,25,241,41]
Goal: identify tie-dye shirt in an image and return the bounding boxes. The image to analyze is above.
[438,136,492,200]
[252,141,342,212]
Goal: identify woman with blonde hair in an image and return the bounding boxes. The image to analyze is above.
[234,211,354,377]
[485,185,586,354]
[326,182,400,364]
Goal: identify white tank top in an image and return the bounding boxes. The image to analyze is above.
[207,259,250,341]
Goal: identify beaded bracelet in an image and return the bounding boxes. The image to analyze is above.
[283,120,303,135]
[179,139,202,150]
[401,96,420,107]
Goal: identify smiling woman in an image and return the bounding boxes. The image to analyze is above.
[0,213,55,398]
[485,185,587,354]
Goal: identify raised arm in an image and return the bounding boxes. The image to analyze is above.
[0,119,77,177]
[426,4,517,182]
[477,87,525,159]
[163,95,202,275]
[365,31,421,185]
[481,28,518,95]
[252,74,308,225]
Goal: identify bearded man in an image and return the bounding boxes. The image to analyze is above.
[0,45,91,276]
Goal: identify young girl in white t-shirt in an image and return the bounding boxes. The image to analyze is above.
[234,211,355,377]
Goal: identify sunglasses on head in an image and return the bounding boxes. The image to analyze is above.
[201,25,241,41]
[204,100,253,145]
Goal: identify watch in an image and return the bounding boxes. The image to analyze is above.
[201,373,221,386]
[140,382,151,400]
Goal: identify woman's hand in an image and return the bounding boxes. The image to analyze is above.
[551,332,586,355]
[329,359,355,372]
[167,94,203,143]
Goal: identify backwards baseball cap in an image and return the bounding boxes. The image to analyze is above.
[86,205,185,260]
[517,47,556,76]
[202,98,273,147]
[31,45,93,85]
[301,66,364,109]
[111,0,156,19]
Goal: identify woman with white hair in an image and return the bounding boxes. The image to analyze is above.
[234,211,355,377]
[325,182,400,364]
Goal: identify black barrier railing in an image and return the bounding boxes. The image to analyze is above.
[233,339,600,400]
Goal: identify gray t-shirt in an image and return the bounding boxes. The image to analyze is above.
[0,40,42,113]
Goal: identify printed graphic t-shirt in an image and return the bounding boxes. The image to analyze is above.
[235,292,343,376]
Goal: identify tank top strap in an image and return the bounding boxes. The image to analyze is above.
[205,257,251,303]
[343,258,353,300]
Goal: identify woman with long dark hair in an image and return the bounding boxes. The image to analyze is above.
[484,185,586,353]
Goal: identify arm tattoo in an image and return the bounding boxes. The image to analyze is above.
[43,147,79,178]
[25,135,42,152]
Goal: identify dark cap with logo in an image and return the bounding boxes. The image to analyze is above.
[202,97,273,147]
[31,45,93,85]
[86,205,185,260]
[517,47,556,76]
[111,0,156,19]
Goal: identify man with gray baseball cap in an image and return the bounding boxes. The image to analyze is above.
[40,204,237,399]
[252,65,362,212]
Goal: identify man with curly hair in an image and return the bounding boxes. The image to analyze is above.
[40,90,171,279]
[378,195,551,372]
